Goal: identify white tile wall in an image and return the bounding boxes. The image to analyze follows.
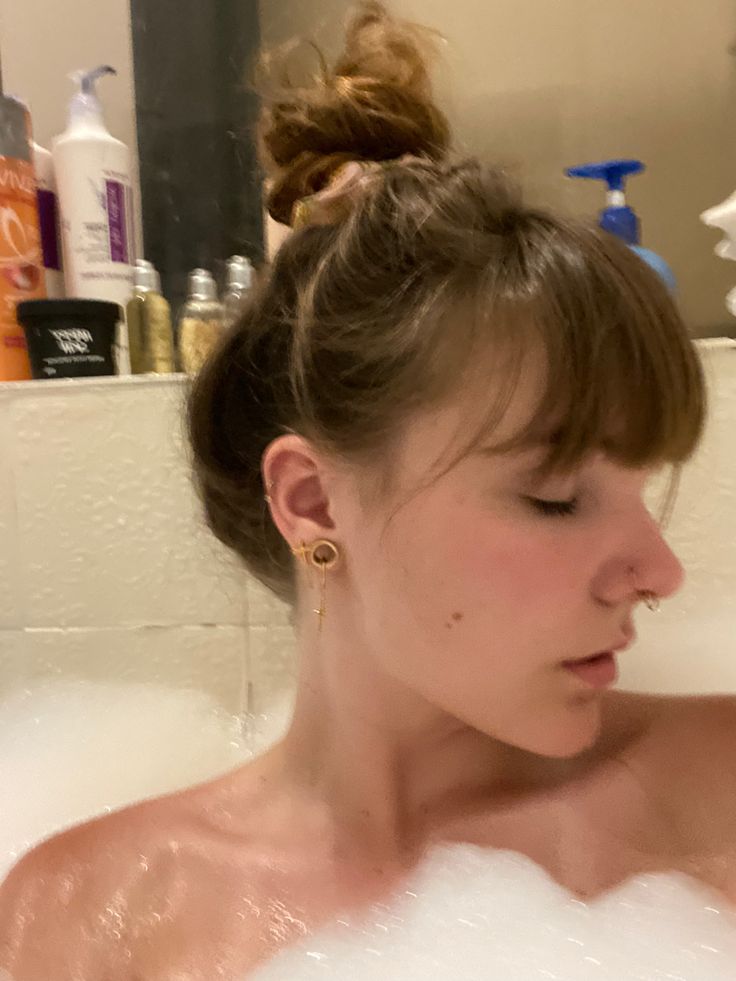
[10,379,245,628]
[0,375,295,718]
[0,405,21,630]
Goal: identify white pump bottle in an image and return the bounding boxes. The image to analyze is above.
[52,65,134,307]
[701,193,736,318]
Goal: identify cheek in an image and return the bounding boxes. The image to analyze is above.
[437,514,581,615]
[379,508,497,625]
[368,486,594,648]
[374,507,561,707]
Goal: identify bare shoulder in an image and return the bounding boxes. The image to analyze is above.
[0,778,211,979]
[659,692,736,805]
[0,757,285,980]
[607,689,736,784]
[0,801,156,978]
[611,690,736,888]
[622,690,736,760]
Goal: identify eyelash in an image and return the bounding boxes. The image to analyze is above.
[527,496,579,517]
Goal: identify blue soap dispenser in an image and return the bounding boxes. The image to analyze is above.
[565,159,676,292]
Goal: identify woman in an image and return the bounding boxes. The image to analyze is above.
[2,4,736,979]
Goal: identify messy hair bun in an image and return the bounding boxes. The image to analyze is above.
[260,1,451,225]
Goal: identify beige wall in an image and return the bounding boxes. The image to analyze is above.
[261,0,736,335]
[0,0,141,252]
[0,0,136,150]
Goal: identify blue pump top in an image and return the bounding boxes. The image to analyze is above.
[564,158,677,292]
[565,159,644,246]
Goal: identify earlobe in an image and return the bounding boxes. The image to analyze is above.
[262,434,337,546]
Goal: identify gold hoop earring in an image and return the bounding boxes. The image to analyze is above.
[291,539,340,630]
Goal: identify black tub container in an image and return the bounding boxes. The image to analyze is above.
[16,299,121,379]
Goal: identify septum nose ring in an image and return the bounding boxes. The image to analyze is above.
[639,591,660,613]
[629,567,660,613]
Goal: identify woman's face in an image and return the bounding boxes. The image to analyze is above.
[339,373,685,759]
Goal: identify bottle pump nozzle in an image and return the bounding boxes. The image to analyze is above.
[565,159,645,246]
[67,65,117,127]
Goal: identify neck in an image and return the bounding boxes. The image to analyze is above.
[279,601,586,858]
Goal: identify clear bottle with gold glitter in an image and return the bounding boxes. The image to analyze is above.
[127,259,175,374]
[177,268,225,375]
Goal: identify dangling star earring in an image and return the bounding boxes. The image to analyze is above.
[291,539,341,630]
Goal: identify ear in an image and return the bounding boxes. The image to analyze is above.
[262,434,337,548]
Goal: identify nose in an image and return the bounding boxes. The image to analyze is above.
[636,518,685,600]
[591,511,685,609]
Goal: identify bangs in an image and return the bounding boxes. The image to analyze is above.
[462,213,707,480]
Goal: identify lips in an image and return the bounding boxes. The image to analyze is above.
[588,624,636,663]
[563,630,636,666]
[557,628,633,690]
[563,652,618,688]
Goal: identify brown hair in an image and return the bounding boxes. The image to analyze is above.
[189,2,705,604]
[259,0,450,225]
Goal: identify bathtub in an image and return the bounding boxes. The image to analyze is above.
[1,340,735,872]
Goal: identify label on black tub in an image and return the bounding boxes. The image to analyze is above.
[49,327,94,355]
[24,317,117,379]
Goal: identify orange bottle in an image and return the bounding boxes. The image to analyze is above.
[0,95,46,381]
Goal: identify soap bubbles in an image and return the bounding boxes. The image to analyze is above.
[252,845,736,981]
[0,680,256,876]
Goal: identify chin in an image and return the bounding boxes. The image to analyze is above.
[551,704,605,757]
[515,699,604,760]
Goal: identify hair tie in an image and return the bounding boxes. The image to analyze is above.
[291,154,421,229]
[290,160,381,229]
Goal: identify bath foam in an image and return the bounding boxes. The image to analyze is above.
[0,680,292,878]
[252,844,736,980]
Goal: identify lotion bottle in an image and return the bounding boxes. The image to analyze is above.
[52,65,134,307]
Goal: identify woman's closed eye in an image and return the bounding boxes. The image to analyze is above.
[525,496,579,517]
